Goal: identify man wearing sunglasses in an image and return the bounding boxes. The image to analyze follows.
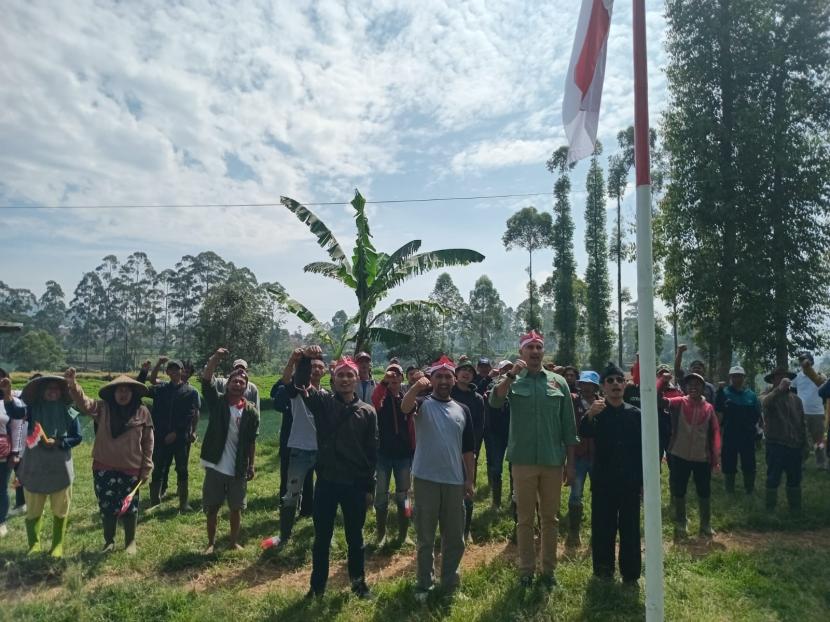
[578,362,643,585]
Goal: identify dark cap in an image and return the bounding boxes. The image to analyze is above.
[600,362,626,383]
[166,359,183,370]
[355,352,372,362]
[477,357,491,366]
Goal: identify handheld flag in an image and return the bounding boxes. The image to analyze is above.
[562,0,614,163]
[26,423,46,449]
[116,480,143,517]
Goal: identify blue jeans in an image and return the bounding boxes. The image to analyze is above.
[374,455,411,512]
[0,460,10,524]
[568,456,592,506]
[282,448,317,509]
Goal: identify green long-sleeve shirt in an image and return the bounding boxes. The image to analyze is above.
[489,368,578,466]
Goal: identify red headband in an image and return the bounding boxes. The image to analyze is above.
[427,355,456,374]
[333,356,359,375]
[519,330,544,349]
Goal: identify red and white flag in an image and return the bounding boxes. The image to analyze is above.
[562,0,614,164]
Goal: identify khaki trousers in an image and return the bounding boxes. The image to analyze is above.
[512,464,562,575]
[25,486,72,520]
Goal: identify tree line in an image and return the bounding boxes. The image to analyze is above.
[499,0,830,379]
[0,251,291,373]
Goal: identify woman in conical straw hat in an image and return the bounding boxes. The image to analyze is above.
[2,374,82,557]
[65,368,154,554]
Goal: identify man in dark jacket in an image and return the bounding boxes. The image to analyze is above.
[715,365,762,495]
[296,346,378,600]
[579,362,643,585]
[200,348,260,553]
[370,363,415,546]
[451,358,485,543]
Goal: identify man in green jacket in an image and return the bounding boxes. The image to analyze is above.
[490,330,577,588]
[200,348,260,554]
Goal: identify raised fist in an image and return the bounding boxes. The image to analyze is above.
[510,359,527,376]
[677,344,688,354]
[64,368,76,383]
[587,397,606,417]
[213,348,229,359]
[0,377,11,397]
[304,345,323,359]
[414,376,432,391]
[158,356,170,365]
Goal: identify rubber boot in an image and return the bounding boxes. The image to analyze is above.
[742,471,755,495]
[566,503,582,548]
[463,498,473,544]
[673,496,688,539]
[50,515,68,558]
[723,473,736,495]
[178,479,192,513]
[765,487,777,512]
[148,481,162,508]
[698,497,714,537]
[815,447,827,470]
[123,513,138,554]
[25,516,43,554]
[396,504,414,545]
[786,486,802,515]
[101,514,117,552]
[375,509,388,548]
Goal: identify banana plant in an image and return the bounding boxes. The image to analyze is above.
[267,190,485,357]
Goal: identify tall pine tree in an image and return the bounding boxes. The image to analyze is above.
[546,146,578,365]
[583,143,613,370]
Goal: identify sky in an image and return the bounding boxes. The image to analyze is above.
[1,0,669,331]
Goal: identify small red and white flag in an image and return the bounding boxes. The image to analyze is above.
[26,422,45,449]
[562,0,614,164]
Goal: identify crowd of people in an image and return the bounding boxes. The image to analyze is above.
[0,332,826,602]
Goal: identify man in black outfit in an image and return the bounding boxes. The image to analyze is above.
[579,362,643,585]
[295,346,378,601]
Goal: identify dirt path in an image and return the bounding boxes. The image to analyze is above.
[184,527,830,595]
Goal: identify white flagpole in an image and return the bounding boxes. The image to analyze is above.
[632,0,665,619]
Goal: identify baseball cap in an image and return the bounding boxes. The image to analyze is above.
[232,358,248,370]
[355,351,372,362]
[728,365,746,376]
[166,359,183,370]
[477,357,491,366]
[498,359,513,370]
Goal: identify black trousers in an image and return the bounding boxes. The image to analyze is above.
[591,484,641,581]
[669,456,711,499]
[721,430,756,475]
[151,435,190,492]
[766,443,802,489]
[279,447,314,516]
[310,478,367,592]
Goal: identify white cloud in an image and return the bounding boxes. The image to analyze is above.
[1,0,669,322]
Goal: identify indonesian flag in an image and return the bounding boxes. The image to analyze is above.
[562,0,614,164]
[26,422,45,449]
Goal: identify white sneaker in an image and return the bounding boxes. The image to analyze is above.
[0,523,8,537]
[8,504,26,517]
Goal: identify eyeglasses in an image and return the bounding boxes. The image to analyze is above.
[604,377,625,385]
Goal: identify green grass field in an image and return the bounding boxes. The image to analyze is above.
[2,374,830,621]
